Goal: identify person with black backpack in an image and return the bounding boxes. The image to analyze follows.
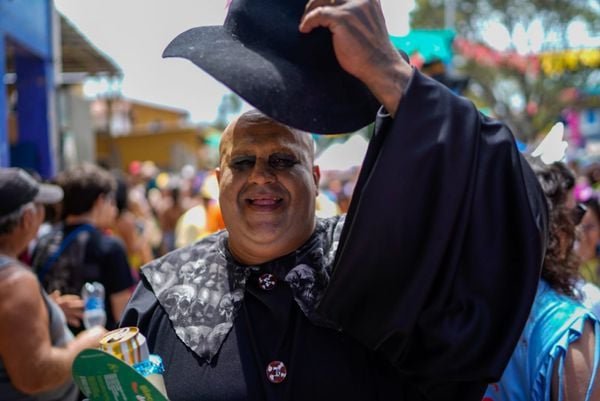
[32,163,136,334]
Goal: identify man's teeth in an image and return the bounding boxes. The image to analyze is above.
[250,198,281,205]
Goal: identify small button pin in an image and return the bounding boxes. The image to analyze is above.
[266,360,287,384]
[258,273,277,291]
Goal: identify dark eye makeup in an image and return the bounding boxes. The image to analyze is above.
[229,153,299,171]
[268,154,299,170]
[230,156,256,171]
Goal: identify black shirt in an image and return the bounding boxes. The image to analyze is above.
[121,218,417,400]
[32,223,135,331]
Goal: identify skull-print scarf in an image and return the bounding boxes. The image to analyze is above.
[142,216,345,362]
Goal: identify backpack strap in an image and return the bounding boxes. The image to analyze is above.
[37,223,96,283]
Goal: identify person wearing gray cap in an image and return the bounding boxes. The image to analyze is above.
[0,168,106,401]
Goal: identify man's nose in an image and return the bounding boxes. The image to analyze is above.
[248,159,275,184]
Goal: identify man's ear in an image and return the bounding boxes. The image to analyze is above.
[91,193,110,215]
[20,206,36,231]
[94,194,105,209]
[313,165,321,195]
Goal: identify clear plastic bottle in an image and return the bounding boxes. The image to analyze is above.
[81,281,107,329]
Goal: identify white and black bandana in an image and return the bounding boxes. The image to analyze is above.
[142,216,345,362]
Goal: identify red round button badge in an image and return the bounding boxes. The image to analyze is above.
[258,273,277,291]
[266,360,287,383]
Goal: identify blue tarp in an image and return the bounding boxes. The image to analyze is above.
[390,29,456,64]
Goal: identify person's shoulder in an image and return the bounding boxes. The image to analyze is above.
[0,263,40,304]
[0,264,45,347]
[537,281,583,310]
[0,261,33,281]
[530,281,596,341]
[96,230,128,253]
[89,232,131,271]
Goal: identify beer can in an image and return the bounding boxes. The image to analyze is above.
[99,327,150,366]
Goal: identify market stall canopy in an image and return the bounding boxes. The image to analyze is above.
[6,13,121,77]
[390,29,456,66]
[59,13,120,76]
[390,29,469,94]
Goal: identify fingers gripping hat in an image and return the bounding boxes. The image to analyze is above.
[163,0,380,134]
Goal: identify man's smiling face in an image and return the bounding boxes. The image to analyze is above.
[217,110,320,265]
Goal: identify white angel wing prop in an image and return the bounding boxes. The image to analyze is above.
[531,122,567,164]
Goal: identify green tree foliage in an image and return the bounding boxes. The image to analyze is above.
[411,0,599,141]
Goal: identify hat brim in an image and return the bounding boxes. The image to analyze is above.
[163,26,380,134]
[35,184,63,204]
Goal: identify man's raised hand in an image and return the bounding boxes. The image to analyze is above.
[299,0,411,115]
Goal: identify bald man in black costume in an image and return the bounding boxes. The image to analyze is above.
[120,1,548,400]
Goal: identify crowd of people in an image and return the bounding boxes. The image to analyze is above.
[0,0,599,400]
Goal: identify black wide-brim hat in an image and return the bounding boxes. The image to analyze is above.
[163,0,380,134]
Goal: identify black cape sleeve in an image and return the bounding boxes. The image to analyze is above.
[316,70,548,400]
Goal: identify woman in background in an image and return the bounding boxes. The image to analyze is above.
[579,198,600,286]
[485,158,600,401]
